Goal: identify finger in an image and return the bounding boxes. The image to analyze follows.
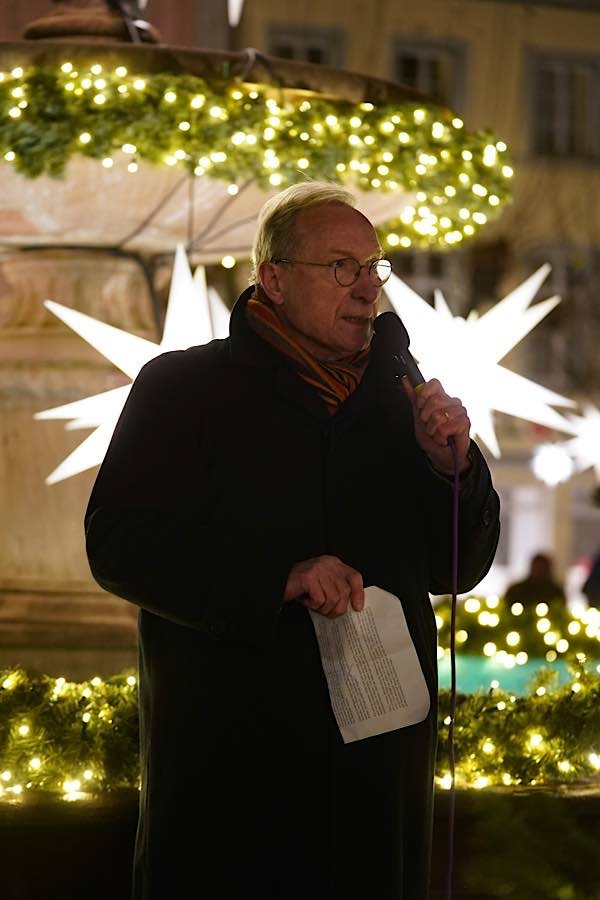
[400,375,417,404]
[327,568,362,616]
[313,571,348,616]
[348,570,364,611]
[299,572,327,610]
[414,378,443,407]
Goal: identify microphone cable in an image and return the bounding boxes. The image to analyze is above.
[445,437,460,900]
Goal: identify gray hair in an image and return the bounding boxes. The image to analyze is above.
[250,181,356,285]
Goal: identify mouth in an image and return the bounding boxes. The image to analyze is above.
[343,316,372,324]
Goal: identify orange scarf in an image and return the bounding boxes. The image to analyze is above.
[247,295,369,415]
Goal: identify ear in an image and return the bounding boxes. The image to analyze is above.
[257,261,285,306]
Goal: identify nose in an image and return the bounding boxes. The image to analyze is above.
[351,266,380,304]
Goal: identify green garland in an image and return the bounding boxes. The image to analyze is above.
[1,660,599,799]
[0,61,514,249]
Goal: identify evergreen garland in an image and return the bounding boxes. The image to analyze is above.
[0,61,513,249]
[1,659,599,799]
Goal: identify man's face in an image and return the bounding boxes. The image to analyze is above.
[264,204,383,361]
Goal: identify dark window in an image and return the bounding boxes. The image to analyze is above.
[526,247,600,390]
[267,25,344,67]
[389,251,457,304]
[392,40,466,110]
[530,53,600,160]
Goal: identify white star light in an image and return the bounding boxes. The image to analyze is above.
[227,0,245,26]
[558,405,600,480]
[383,263,577,457]
[531,443,575,486]
[35,245,230,484]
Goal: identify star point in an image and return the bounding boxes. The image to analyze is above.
[383,266,576,457]
[36,246,230,484]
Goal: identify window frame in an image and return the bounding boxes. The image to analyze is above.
[390,37,468,112]
[526,48,600,163]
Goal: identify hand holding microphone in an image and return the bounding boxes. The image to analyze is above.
[373,312,472,476]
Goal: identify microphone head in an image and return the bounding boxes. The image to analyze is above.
[373,311,411,351]
[373,311,425,387]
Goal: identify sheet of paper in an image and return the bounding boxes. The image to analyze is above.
[309,585,430,743]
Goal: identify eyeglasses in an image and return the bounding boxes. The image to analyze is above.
[273,256,392,287]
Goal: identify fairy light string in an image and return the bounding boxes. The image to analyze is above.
[0,61,513,250]
[0,649,599,801]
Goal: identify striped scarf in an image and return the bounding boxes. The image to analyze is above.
[247,295,370,415]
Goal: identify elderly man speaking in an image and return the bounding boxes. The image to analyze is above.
[85,181,500,900]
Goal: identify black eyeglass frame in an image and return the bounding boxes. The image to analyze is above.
[273,257,392,287]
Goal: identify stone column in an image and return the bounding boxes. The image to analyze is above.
[0,249,159,678]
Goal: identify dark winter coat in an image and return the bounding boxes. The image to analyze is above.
[85,287,500,900]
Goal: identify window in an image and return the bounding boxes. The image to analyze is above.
[525,246,600,389]
[389,250,466,308]
[392,39,466,109]
[529,52,600,160]
[267,25,344,67]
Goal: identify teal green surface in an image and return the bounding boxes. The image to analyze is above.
[437,656,578,695]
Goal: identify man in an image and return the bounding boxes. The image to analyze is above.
[504,552,566,607]
[85,181,500,899]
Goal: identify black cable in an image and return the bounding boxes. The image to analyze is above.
[445,439,460,900]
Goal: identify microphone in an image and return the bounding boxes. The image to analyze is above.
[374,311,457,452]
[373,311,425,388]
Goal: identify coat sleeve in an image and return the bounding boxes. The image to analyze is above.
[424,440,500,595]
[84,350,290,640]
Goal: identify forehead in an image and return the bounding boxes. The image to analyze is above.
[294,204,380,256]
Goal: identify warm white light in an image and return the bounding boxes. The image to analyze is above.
[557,404,600,481]
[464,598,481,613]
[383,265,576,457]
[35,248,230,483]
[532,443,574,485]
[227,0,245,25]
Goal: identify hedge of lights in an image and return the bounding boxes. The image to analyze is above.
[0,61,514,249]
[1,658,599,801]
[435,595,600,663]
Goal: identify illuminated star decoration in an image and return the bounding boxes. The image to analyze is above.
[227,0,245,26]
[35,245,230,484]
[558,405,600,481]
[383,263,577,457]
[531,443,575,486]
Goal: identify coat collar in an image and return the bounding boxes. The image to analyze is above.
[228,285,283,369]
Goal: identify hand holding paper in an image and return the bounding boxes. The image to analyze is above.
[309,586,430,743]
